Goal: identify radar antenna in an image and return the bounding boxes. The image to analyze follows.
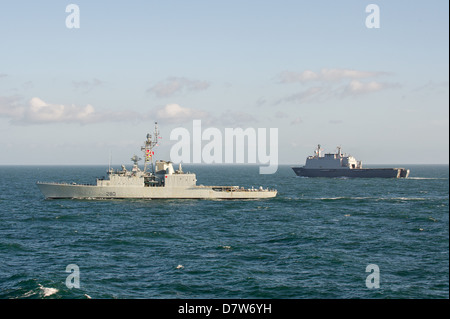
[131,154,141,166]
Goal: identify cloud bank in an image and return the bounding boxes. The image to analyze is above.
[155,103,209,123]
[0,96,98,124]
[278,68,389,84]
[275,68,399,104]
[0,96,251,126]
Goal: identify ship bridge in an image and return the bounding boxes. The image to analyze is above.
[305,145,362,169]
[154,161,197,188]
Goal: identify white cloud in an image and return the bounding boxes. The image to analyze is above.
[275,81,399,105]
[20,97,95,124]
[0,96,141,125]
[278,68,388,84]
[279,70,319,83]
[342,80,400,97]
[1,96,216,126]
[345,80,383,94]
[147,77,210,98]
[153,104,257,126]
[275,67,399,104]
[155,103,209,123]
[320,69,386,82]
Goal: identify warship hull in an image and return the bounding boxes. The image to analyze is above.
[292,167,410,178]
[36,124,277,200]
[36,182,277,200]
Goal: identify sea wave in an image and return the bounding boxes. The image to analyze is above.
[297,196,433,202]
[408,177,448,180]
[315,196,372,201]
[0,279,60,299]
[38,284,59,298]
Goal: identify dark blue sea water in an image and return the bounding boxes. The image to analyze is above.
[0,164,448,299]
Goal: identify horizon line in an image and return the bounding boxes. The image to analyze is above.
[0,163,448,166]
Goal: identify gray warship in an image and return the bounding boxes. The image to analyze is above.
[292,145,410,178]
[37,123,277,199]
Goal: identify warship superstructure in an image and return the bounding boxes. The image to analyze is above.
[37,123,277,199]
[292,145,410,178]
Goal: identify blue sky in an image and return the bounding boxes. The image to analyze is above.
[0,0,448,165]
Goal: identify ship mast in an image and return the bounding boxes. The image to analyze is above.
[316,144,321,158]
[337,146,342,157]
[141,122,160,173]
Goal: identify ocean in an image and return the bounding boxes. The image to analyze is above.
[0,164,448,299]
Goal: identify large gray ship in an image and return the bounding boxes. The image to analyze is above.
[292,145,410,178]
[37,123,277,199]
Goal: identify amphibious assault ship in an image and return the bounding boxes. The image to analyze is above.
[37,123,277,199]
[292,145,410,178]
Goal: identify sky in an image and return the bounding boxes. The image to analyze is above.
[0,0,448,165]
